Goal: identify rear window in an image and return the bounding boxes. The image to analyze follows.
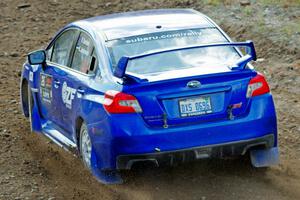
[106,28,240,76]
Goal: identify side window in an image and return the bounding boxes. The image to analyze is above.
[46,45,53,61]
[71,32,96,74]
[51,30,79,67]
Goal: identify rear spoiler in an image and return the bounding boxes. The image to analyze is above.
[113,41,257,78]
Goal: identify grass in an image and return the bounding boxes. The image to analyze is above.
[281,22,300,37]
[258,0,300,6]
[201,0,300,6]
[202,0,223,6]
[242,6,253,16]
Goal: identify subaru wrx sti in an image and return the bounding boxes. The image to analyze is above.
[20,9,279,184]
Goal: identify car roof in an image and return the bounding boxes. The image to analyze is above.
[74,9,215,41]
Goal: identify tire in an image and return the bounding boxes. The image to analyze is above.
[78,122,124,184]
[79,123,92,169]
[21,80,29,118]
[27,83,34,132]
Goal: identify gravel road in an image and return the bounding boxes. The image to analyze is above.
[0,0,299,199]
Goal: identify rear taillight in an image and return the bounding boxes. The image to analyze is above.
[246,73,270,98]
[103,90,142,113]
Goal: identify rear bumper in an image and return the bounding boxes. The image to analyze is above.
[89,94,277,170]
[117,134,274,169]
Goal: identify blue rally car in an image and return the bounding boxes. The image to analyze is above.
[20,9,279,184]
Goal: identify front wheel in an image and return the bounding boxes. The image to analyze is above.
[79,123,92,169]
[27,83,34,132]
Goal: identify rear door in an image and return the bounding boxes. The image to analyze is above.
[58,31,98,136]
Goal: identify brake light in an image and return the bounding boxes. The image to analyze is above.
[103,90,142,113]
[246,73,270,98]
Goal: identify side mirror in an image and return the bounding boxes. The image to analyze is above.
[28,50,46,65]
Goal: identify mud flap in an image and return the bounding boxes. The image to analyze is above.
[31,103,42,132]
[90,147,123,184]
[250,147,279,167]
[29,88,42,132]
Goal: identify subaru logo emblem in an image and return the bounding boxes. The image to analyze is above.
[187,80,201,88]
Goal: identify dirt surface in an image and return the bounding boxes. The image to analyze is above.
[0,0,299,199]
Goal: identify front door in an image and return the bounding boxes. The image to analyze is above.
[36,65,61,125]
[42,28,80,129]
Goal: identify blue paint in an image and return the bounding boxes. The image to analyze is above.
[20,9,278,184]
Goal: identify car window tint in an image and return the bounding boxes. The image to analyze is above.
[51,30,78,67]
[107,28,240,76]
[71,32,94,74]
[46,45,53,61]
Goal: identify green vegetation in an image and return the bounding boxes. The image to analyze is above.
[202,0,223,6]
[258,0,300,6]
[281,22,300,37]
[242,6,253,16]
[201,0,300,6]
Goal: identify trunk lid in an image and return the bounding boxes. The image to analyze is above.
[122,70,257,128]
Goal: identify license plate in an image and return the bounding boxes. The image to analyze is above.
[179,96,212,117]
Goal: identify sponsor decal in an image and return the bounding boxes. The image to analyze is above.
[80,36,90,47]
[124,29,203,44]
[40,73,52,103]
[62,81,76,109]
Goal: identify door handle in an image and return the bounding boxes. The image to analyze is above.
[54,80,60,88]
[77,89,85,94]
[54,80,60,84]
[77,88,85,98]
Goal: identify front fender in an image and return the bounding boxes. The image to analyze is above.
[20,62,43,132]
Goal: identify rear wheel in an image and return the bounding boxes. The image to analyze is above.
[79,123,92,169]
[78,122,124,184]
